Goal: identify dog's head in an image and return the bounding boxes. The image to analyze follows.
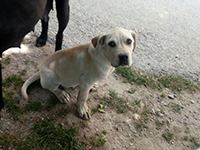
[92,27,136,67]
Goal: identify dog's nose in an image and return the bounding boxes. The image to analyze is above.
[118,54,129,66]
[119,54,128,61]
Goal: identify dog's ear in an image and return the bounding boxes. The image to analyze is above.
[91,36,98,48]
[91,35,106,48]
[132,32,136,52]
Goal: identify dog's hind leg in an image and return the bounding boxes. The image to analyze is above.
[55,0,70,51]
[40,69,69,103]
[36,0,53,47]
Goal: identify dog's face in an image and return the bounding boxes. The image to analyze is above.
[92,27,136,67]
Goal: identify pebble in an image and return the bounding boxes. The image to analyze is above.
[158,112,164,117]
[168,94,175,99]
[191,100,195,104]
[152,108,156,115]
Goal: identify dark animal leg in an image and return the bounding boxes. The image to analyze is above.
[36,0,53,47]
[0,54,4,111]
[55,0,70,51]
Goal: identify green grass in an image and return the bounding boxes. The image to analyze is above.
[25,101,42,111]
[0,119,83,150]
[162,132,174,142]
[3,74,24,89]
[2,74,43,119]
[95,90,130,113]
[183,136,200,148]
[155,120,165,127]
[90,131,107,147]
[116,66,199,92]
[170,102,181,113]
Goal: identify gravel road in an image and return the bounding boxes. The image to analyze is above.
[34,0,200,82]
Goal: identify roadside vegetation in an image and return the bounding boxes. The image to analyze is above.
[0,64,199,149]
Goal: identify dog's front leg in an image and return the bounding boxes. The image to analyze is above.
[77,83,91,120]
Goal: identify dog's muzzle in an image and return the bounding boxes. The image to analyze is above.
[118,54,129,66]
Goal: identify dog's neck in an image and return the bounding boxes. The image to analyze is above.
[89,44,113,74]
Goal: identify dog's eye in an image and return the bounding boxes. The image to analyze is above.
[108,41,116,47]
[126,39,132,45]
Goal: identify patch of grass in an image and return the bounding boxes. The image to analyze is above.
[116,66,157,88]
[183,136,200,148]
[155,120,165,127]
[57,108,69,117]
[162,132,174,142]
[25,101,42,111]
[78,121,89,128]
[3,56,11,65]
[19,119,83,150]
[24,60,30,65]
[45,97,60,111]
[0,132,18,149]
[90,131,107,147]
[170,102,181,113]
[3,74,24,89]
[135,122,148,130]
[141,105,151,123]
[98,90,130,113]
[92,107,98,114]
[2,74,42,119]
[160,93,166,98]
[2,75,24,119]
[116,66,199,92]
[133,99,141,106]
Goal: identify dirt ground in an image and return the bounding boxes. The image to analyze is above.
[0,35,200,150]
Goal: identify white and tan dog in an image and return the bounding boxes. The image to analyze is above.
[21,27,136,119]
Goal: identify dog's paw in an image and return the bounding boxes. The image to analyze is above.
[58,91,70,103]
[36,37,47,47]
[78,104,91,120]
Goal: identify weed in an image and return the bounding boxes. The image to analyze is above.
[78,121,88,128]
[57,108,69,117]
[99,90,130,113]
[133,99,141,106]
[25,101,42,111]
[160,93,166,98]
[170,102,181,113]
[24,60,30,65]
[155,120,165,127]
[135,122,148,130]
[183,136,200,148]
[90,131,107,147]
[19,119,83,150]
[162,132,174,142]
[3,74,24,89]
[116,66,199,92]
[92,107,98,114]
[45,97,60,111]
[3,56,11,65]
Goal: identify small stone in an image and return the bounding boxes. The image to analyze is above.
[185,115,189,119]
[133,114,140,120]
[191,100,195,104]
[158,112,164,117]
[168,95,175,99]
[152,108,156,115]
[129,143,133,146]
[175,55,179,58]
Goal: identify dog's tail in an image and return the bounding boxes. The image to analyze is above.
[21,72,40,100]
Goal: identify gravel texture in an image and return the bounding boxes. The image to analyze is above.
[34,0,200,82]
